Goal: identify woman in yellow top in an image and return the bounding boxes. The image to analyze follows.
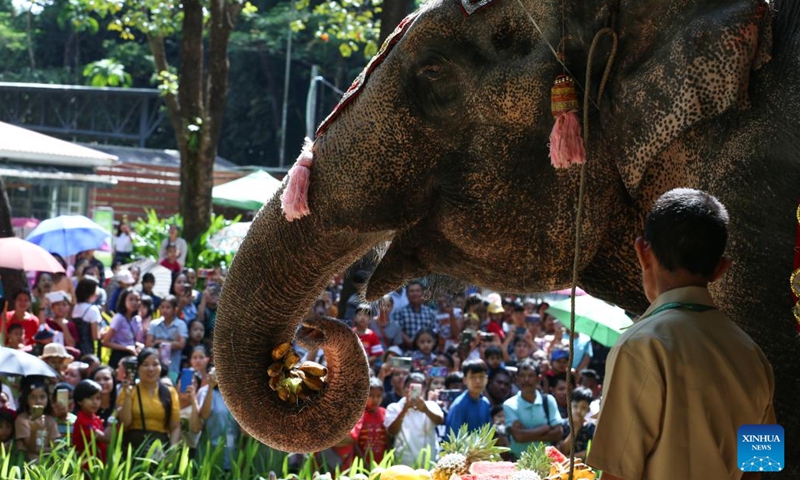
[118,348,181,450]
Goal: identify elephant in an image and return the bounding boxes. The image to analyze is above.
[214,0,800,476]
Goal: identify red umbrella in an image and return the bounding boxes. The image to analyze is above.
[11,217,40,229]
[0,237,65,273]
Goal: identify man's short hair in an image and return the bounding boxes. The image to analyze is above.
[645,188,729,277]
[483,345,503,359]
[579,368,598,381]
[142,272,156,284]
[571,386,593,404]
[462,358,488,376]
[517,358,540,375]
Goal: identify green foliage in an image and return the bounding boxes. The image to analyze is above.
[0,12,27,67]
[293,0,381,59]
[83,58,133,87]
[131,209,241,269]
[0,433,403,479]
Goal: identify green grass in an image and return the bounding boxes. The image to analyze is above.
[0,429,406,480]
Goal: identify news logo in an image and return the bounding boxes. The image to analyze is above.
[738,424,784,472]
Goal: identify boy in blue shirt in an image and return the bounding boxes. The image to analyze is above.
[444,359,491,434]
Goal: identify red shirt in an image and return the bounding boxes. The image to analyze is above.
[160,259,182,273]
[354,328,384,357]
[46,318,79,346]
[5,312,39,346]
[485,320,506,341]
[352,407,388,463]
[73,410,107,462]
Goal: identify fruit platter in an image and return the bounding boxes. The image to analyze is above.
[371,425,596,480]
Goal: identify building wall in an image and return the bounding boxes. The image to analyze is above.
[90,163,244,223]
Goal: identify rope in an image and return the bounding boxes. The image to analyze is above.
[565,26,618,480]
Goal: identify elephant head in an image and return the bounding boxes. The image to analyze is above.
[215,0,791,454]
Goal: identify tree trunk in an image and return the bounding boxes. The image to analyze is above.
[378,0,414,43]
[0,179,28,307]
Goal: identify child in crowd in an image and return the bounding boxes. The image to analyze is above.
[557,387,595,459]
[178,372,202,453]
[490,405,511,455]
[350,377,389,465]
[543,349,570,393]
[0,409,14,450]
[353,304,384,367]
[52,382,77,440]
[410,328,437,369]
[444,359,491,433]
[45,291,78,348]
[483,345,504,376]
[188,345,211,387]
[15,380,60,461]
[182,320,207,368]
[140,273,162,311]
[160,244,182,273]
[5,323,24,349]
[72,379,111,463]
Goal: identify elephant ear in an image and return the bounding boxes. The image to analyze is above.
[609,0,772,195]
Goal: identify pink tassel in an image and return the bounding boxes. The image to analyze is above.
[549,111,586,168]
[281,138,314,222]
[548,75,586,169]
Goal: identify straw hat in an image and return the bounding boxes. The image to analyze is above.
[40,343,73,361]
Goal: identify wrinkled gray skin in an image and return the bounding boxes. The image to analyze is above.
[215,0,800,474]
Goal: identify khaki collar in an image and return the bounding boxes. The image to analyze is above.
[640,286,716,319]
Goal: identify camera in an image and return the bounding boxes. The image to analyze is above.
[479,332,495,342]
[460,329,476,345]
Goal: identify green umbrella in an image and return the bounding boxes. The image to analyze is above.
[547,295,634,347]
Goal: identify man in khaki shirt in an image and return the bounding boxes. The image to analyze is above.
[587,189,775,480]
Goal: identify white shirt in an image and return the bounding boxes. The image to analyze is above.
[72,303,102,324]
[384,397,443,467]
[114,233,133,254]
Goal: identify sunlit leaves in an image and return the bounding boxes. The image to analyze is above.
[294,0,381,59]
[82,58,133,86]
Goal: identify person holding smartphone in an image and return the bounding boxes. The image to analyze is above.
[14,379,60,461]
[384,372,444,467]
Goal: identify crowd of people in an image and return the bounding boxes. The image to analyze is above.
[1,225,241,469]
[1,221,610,472]
[300,279,610,469]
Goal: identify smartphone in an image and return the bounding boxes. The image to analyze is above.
[56,388,69,408]
[460,330,476,345]
[180,368,195,393]
[440,389,462,404]
[159,342,172,366]
[409,383,422,400]
[427,366,448,378]
[31,404,44,419]
[515,326,527,336]
[479,332,495,342]
[124,360,138,380]
[389,356,412,372]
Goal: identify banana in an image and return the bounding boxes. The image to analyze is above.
[269,375,282,391]
[298,361,328,377]
[283,351,301,369]
[277,386,291,401]
[271,342,292,361]
[302,373,325,391]
[268,362,284,377]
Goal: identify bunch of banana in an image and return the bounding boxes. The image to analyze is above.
[545,458,595,480]
[268,342,328,403]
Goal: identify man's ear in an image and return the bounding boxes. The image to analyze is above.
[634,237,651,271]
[710,255,733,282]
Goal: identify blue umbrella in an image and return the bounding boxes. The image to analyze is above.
[26,214,110,258]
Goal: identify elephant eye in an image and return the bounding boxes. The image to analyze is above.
[418,63,443,80]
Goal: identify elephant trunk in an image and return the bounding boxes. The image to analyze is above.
[214,200,388,452]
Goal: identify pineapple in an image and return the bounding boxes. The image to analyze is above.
[431,424,508,480]
[510,443,550,480]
